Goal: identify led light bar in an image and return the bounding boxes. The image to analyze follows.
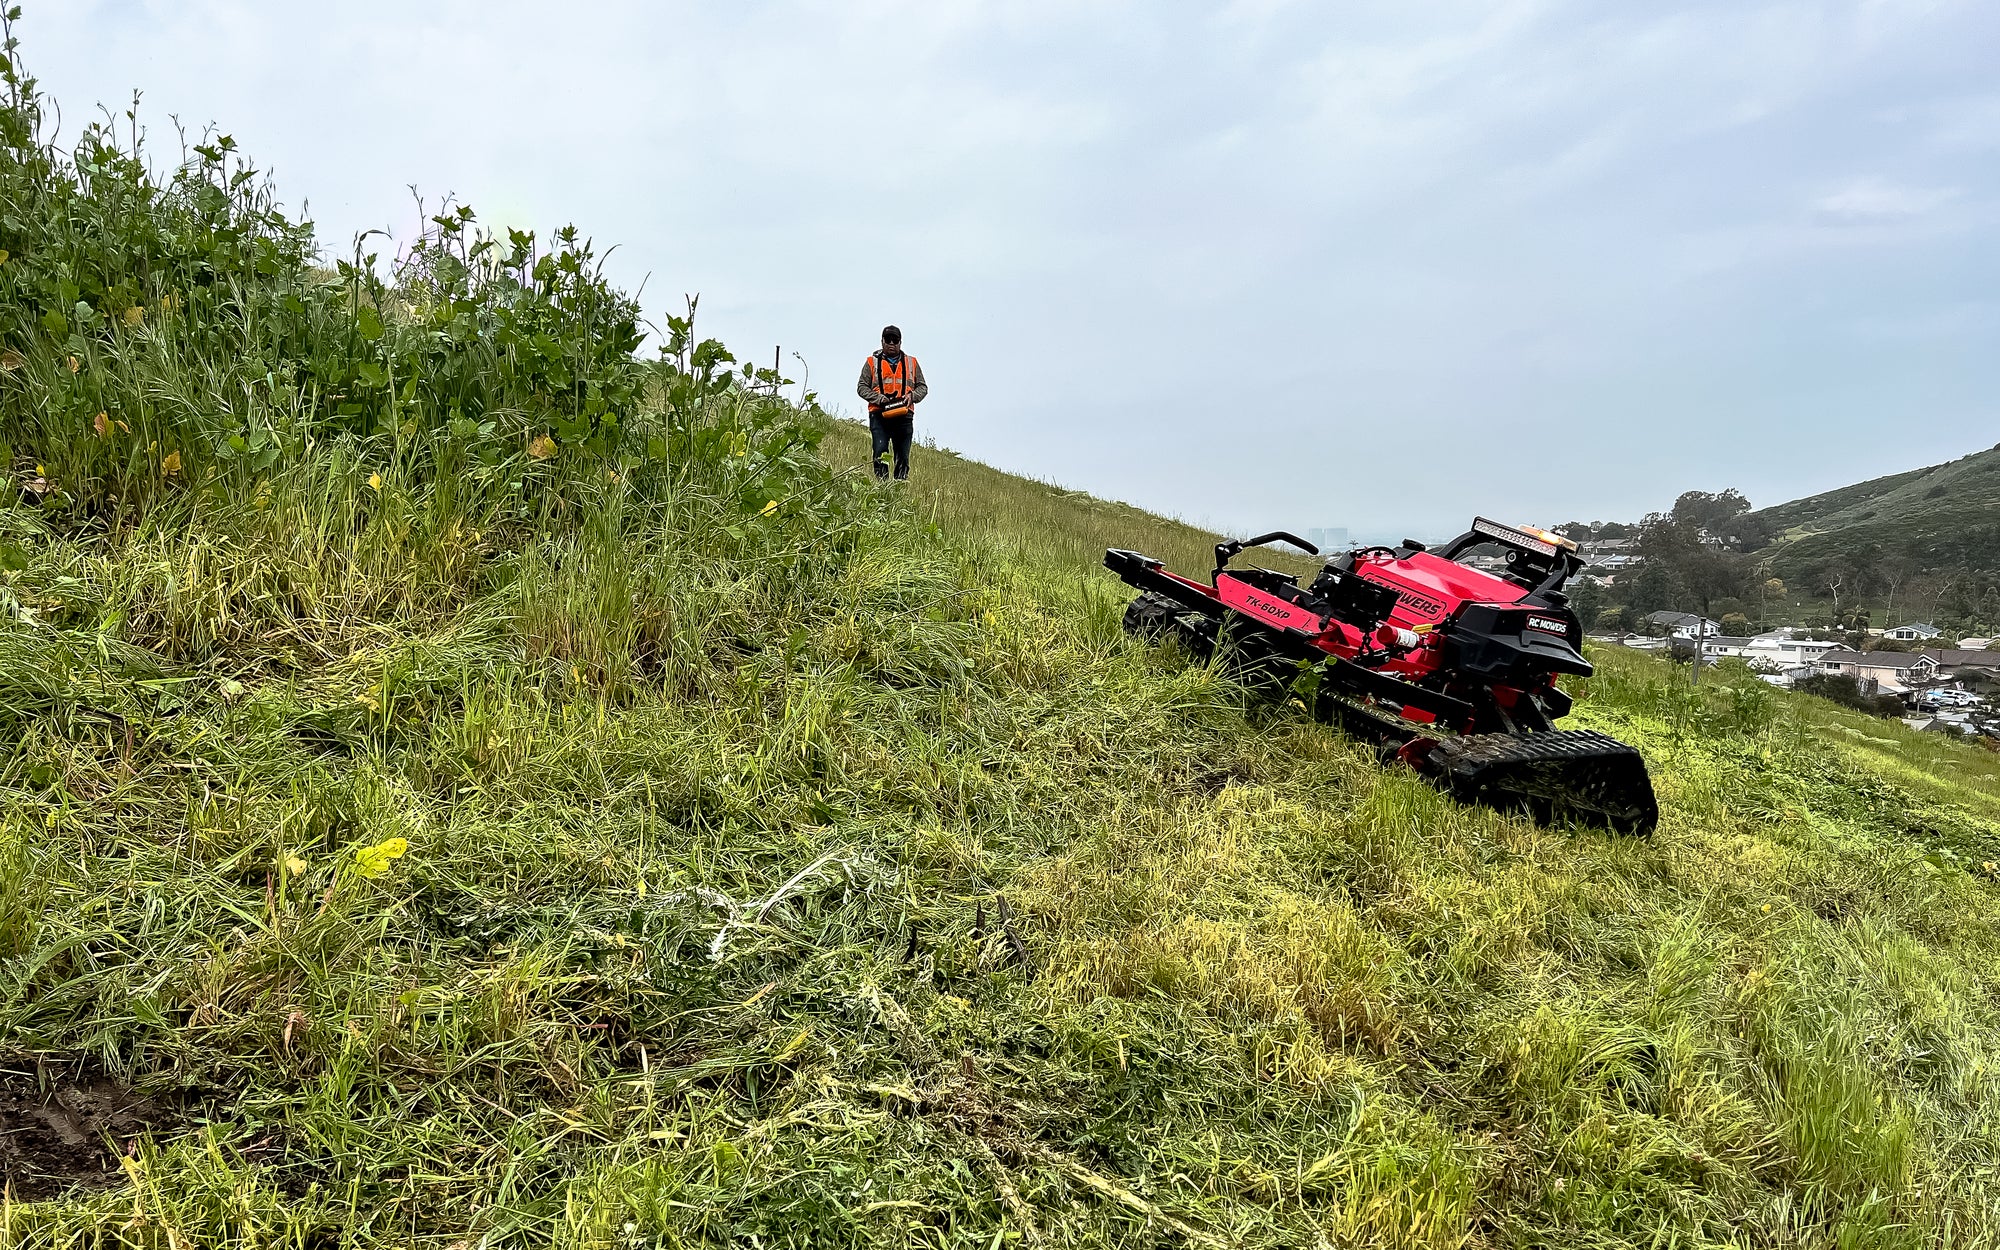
[1471,516,1570,557]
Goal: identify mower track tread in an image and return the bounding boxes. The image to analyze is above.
[1425,729,1659,835]
[1122,592,1184,640]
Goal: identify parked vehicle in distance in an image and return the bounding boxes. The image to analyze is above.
[1916,689,1983,709]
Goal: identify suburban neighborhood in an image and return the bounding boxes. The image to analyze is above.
[1591,613,2000,737]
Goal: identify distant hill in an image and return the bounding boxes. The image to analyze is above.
[1749,442,2000,585]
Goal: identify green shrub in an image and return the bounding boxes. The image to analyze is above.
[0,15,810,531]
[1796,671,1906,718]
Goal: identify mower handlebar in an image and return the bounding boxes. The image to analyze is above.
[1211,531,1319,582]
[1239,531,1319,556]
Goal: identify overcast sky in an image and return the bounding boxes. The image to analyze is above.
[25,1,1999,538]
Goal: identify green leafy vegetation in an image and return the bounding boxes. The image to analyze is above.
[5,20,2000,1248]
[1793,672,1909,719]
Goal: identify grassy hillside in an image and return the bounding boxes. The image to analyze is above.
[1749,444,2000,586]
[7,35,2000,1249]
[15,411,2000,1247]
[1745,464,1939,539]
[819,422,1317,582]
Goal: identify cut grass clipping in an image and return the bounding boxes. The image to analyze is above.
[4,14,2000,1247]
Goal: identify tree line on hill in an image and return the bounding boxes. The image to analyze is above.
[1553,490,2000,641]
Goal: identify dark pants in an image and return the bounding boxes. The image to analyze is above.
[869,414,913,480]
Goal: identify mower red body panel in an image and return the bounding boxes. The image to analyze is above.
[1361,551,1528,628]
[1212,552,1542,711]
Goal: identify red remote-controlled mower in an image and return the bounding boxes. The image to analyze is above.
[1106,517,1658,833]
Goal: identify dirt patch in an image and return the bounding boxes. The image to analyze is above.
[0,1059,162,1200]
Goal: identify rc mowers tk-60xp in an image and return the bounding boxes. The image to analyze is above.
[1106,518,1658,834]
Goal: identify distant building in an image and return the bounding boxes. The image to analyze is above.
[1956,637,1994,650]
[1814,650,1932,694]
[1701,636,1754,659]
[1579,538,1641,570]
[1743,633,1841,672]
[1919,649,2000,681]
[1883,622,1942,642]
[1643,610,1720,638]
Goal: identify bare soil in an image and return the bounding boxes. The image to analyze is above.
[0,1059,161,1201]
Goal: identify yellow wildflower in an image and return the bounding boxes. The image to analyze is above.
[352,838,408,879]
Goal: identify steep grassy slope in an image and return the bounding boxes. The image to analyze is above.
[10,421,2000,1248]
[818,421,1315,580]
[1746,464,1939,538]
[1748,443,2000,585]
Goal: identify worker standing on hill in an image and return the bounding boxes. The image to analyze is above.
[857,325,927,482]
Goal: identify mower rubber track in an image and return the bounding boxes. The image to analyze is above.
[1122,592,1188,642]
[1421,730,1659,835]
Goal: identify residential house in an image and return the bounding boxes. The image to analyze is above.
[1643,610,1720,638]
[1918,649,2000,684]
[1701,636,1754,659]
[1741,632,1841,679]
[1956,637,1994,650]
[1746,632,1840,663]
[1814,649,1932,694]
[1578,538,1641,570]
[1883,622,1942,642]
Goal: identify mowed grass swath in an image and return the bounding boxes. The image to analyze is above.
[3,17,2000,1249]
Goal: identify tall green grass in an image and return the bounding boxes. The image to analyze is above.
[3,17,2000,1247]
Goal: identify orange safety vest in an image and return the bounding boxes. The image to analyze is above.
[868,352,916,418]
